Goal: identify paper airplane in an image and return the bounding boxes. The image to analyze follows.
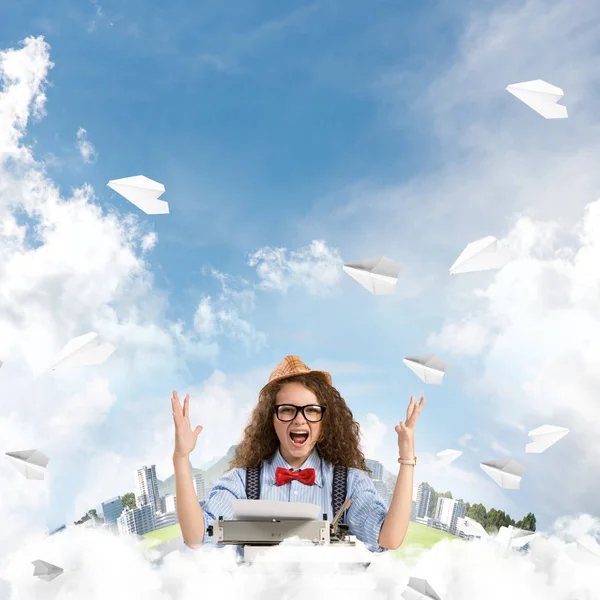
[457,516,489,538]
[526,424,569,453]
[51,332,115,370]
[495,525,537,551]
[32,559,63,582]
[565,538,600,565]
[506,79,568,119]
[107,175,169,215]
[5,450,49,480]
[342,256,400,295]
[480,459,525,489]
[403,354,446,385]
[436,449,462,466]
[450,236,511,274]
[0,360,3,368]
[401,577,442,600]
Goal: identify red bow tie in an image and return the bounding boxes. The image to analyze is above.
[275,467,316,486]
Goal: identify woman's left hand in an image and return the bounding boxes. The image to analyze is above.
[395,396,425,457]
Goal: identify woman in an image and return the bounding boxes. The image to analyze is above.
[172,355,424,555]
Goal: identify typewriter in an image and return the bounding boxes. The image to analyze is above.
[207,499,372,567]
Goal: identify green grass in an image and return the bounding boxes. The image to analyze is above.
[141,524,182,549]
[391,521,464,562]
[140,521,463,558]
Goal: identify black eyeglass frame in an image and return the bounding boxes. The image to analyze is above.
[274,404,327,423]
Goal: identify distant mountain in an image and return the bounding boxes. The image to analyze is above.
[158,445,237,497]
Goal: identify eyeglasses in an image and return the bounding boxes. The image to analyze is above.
[274,404,326,423]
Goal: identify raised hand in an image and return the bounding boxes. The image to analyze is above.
[171,390,203,459]
[395,395,425,457]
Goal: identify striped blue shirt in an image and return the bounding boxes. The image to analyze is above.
[194,448,389,557]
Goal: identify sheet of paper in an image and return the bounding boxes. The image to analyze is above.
[343,255,400,295]
[6,449,49,480]
[232,499,321,521]
[437,449,462,466]
[450,236,511,274]
[526,424,569,453]
[401,577,442,600]
[107,175,169,215]
[480,459,525,489]
[403,354,446,385]
[52,332,115,369]
[506,79,568,119]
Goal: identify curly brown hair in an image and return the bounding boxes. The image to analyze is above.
[227,373,369,471]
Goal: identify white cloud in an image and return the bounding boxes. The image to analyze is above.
[141,231,158,253]
[428,320,490,356]
[360,413,387,459]
[0,36,218,585]
[458,433,473,448]
[490,440,511,456]
[75,127,97,163]
[247,239,342,295]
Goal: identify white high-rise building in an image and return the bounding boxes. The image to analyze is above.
[117,504,155,536]
[163,493,177,514]
[154,511,178,530]
[136,465,161,513]
[435,497,466,534]
[194,473,206,501]
[365,459,384,481]
[373,479,389,507]
[415,482,432,518]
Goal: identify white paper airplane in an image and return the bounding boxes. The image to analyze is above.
[506,79,568,119]
[401,577,442,600]
[32,559,63,582]
[403,354,446,385]
[526,424,569,453]
[437,449,463,466]
[495,525,538,551]
[107,175,169,215]
[51,332,115,370]
[565,538,600,565]
[5,450,49,480]
[342,256,400,295]
[450,236,511,274]
[457,516,489,539]
[480,459,525,489]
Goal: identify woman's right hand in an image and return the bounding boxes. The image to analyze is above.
[171,390,203,458]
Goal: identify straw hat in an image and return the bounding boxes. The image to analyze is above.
[260,355,332,396]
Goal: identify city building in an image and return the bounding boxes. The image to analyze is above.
[117,504,155,536]
[410,500,417,522]
[435,497,466,535]
[365,459,384,481]
[194,473,206,501]
[154,511,179,530]
[373,479,390,507]
[135,465,161,513]
[102,496,124,526]
[163,493,177,514]
[415,482,433,519]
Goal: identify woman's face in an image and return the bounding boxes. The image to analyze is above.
[273,381,324,466]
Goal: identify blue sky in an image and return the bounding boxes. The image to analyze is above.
[2,0,600,541]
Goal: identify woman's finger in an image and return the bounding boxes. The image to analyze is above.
[183,393,190,418]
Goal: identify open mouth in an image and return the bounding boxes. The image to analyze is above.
[289,431,309,447]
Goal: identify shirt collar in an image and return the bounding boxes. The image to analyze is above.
[266,447,324,488]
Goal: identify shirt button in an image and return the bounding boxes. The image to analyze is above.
[294,491,298,495]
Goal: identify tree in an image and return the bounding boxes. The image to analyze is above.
[466,503,487,527]
[516,512,536,532]
[441,491,453,499]
[122,492,136,510]
[428,490,439,518]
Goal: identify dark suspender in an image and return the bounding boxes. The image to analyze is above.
[245,463,348,523]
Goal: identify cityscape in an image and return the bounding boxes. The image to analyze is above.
[47,449,483,543]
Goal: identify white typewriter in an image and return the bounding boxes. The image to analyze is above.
[207,498,372,567]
